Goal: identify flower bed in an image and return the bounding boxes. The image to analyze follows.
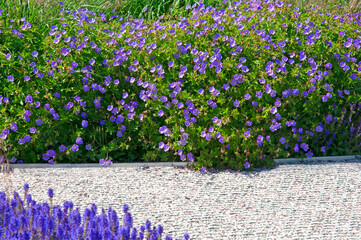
[0,0,360,173]
[0,183,190,239]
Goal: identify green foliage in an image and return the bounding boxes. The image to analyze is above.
[0,0,360,172]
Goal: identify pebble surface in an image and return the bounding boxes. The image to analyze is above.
[1,159,361,239]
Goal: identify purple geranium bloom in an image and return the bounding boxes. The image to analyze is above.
[8,75,14,82]
[85,144,92,150]
[71,144,79,152]
[24,135,31,142]
[187,153,193,161]
[10,123,17,132]
[306,151,313,158]
[270,107,277,114]
[76,137,83,145]
[244,93,251,100]
[59,145,67,152]
[244,131,251,138]
[116,131,123,137]
[233,100,240,107]
[241,65,249,73]
[32,51,38,57]
[82,120,88,128]
[25,95,33,104]
[36,119,43,125]
[205,133,212,141]
[30,127,37,134]
[316,125,323,132]
[244,162,250,169]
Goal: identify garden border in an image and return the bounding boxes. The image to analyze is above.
[4,155,361,168]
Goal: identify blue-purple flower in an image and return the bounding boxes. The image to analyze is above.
[71,144,79,152]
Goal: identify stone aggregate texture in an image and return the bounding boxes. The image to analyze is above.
[1,158,361,239]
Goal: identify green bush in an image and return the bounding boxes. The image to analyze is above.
[0,1,360,172]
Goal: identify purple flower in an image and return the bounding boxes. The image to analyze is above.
[23,182,29,192]
[82,120,88,127]
[205,133,212,141]
[187,153,193,161]
[76,137,83,144]
[32,51,38,57]
[116,130,123,137]
[270,107,277,114]
[85,144,92,150]
[24,135,31,142]
[244,161,250,169]
[306,151,313,158]
[241,65,249,73]
[256,91,263,98]
[294,143,299,152]
[7,75,14,82]
[71,144,79,152]
[48,188,54,198]
[10,123,18,132]
[300,143,309,152]
[244,131,251,138]
[29,127,37,134]
[35,119,43,125]
[257,135,263,146]
[25,95,33,104]
[59,145,67,152]
[233,100,240,107]
[316,125,323,132]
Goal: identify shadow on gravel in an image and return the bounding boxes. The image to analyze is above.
[184,157,361,178]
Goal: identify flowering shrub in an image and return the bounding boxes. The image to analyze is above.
[0,183,190,239]
[0,0,361,172]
